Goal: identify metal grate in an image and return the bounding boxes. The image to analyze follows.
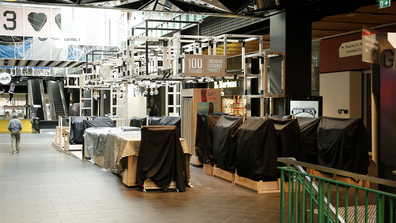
[314,205,376,223]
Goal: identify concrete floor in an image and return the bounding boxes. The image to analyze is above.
[0,130,283,223]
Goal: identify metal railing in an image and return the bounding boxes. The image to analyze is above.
[278,157,396,223]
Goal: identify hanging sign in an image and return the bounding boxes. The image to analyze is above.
[0,73,12,85]
[185,55,226,77]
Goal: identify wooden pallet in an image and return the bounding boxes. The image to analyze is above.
[213,165,235,184]
[234,172,281,193]
[203,163,214,176]
[309,169,370,188]
[121,155,138,187]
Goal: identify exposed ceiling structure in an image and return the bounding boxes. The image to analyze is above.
[0,59,86,68]
[2,0,396,66]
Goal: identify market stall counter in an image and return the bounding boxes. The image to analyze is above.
[84,126,191,191]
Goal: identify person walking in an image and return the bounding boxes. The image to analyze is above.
[8,114,22,154]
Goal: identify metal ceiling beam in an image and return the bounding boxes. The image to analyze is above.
[167,0,227,14]
[217,0,254,14]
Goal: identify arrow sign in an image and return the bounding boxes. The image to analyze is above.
[339,40,363,58]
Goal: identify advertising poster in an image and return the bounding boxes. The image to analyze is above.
[195,89,220,114]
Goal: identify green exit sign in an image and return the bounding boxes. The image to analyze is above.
[379,0,391,9]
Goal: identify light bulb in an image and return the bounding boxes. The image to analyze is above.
[143,90,148,96]
[150,90,154,96]
[221,91,225,96]
[154,89,159,95]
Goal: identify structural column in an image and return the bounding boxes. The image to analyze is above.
[270,9,312,114]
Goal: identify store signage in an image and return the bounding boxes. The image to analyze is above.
[214,80,238,89]
[339,40,362,58]
[185,54,226,77]
[0,73,11,85]
[379,0,391,9]
[0,6,122,46]
[362,26,380,64]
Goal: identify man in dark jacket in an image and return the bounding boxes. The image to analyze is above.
[8,114,23,154]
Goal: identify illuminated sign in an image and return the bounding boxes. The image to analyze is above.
[214,80,238,89]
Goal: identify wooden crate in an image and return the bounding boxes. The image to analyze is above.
[310,169,370,188]
[213,165,235,184]
[234,172,281,193]
[203,163,214,176]
[121,155,138,187]
[143,178,177,191]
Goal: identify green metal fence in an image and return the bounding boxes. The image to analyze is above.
[278,158,396,223]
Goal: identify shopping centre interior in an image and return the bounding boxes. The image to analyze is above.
[1,0,396,222]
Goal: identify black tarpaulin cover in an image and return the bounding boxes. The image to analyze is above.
[272,118,304,161]
[236,117,279,181]
[318,117,370,174]
[159,116,181,134]
[297,117,322,164]
[195,114,223,164]
[83,118,115,130]
[213,116,243,171]
[149,117,162,125]
[136,126,186,192]
[69,116,84,144]
[130,117,146,127]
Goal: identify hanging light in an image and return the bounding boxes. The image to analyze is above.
[220,88,225,96]
[154,86,159,95]
[150,88,154,96]
[143,87,148,96]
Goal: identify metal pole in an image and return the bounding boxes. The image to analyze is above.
[145,20,149,76]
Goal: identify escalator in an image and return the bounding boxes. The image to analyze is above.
[47,80,67,120]
[28,79,47,121]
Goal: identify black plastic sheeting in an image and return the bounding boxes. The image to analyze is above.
[317,117,370,174]
[297,117,322,164]
[159,116,181,134]
[130,117,146,127]
[149,117,162,125]
[195,114,223,164]
[269,114,292,119]
[136,126,186,192]
[213,116,243,171]
[236,117,279,181]
[272,118,304,162]
[83,118,114,130]
[69,116,84,144]
[61,116,69,126]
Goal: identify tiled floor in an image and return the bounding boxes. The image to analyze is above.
[0,130,283,223]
